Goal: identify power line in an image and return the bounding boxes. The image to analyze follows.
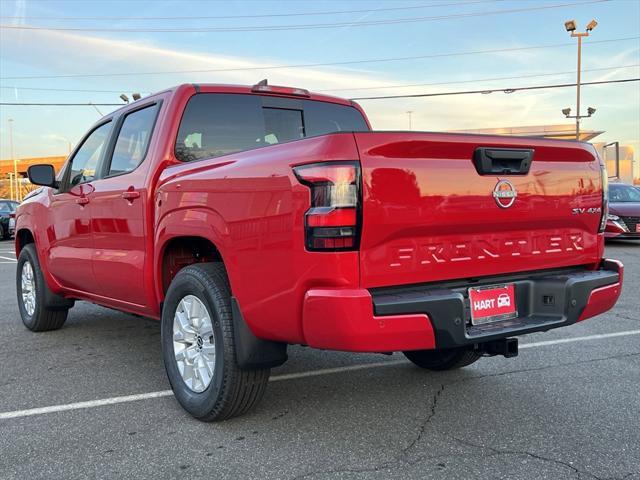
[1,78,637,107]
[0,0,497,21]
[0,86,153,94]
[350,78,640,100]
[0,0,608,33]
[2,36,636,81]
[319,64,640,92]
[2,64,638,96]
[0,103,124,106]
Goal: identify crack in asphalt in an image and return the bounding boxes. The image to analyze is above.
[448,435,590,479]
[399,384,445,457]
[458,351,640,384]
[290,351,640,480]
[601,473,640,480]
[291,383,447,480]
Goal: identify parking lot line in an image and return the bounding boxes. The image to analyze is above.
[0,256,17,262]
[1,328,639,421]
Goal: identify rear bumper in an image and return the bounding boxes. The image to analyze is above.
[302,260,623,352]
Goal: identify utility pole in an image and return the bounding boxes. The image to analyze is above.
[562,19,598,140]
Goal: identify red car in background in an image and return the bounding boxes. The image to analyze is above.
[606,183,640,239]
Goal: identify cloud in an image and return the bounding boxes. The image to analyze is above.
[0,27,638,174]
[0,28,397,90]
[9,0,26,26]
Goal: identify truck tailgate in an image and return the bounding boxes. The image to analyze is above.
[354,132,604,289]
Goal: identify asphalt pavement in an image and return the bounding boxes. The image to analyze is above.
[0,239,639,480]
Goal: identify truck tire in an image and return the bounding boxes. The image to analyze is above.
[17,244,69,331]
[161,263,270,421]
[403,347,481,371]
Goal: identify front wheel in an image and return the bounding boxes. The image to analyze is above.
[403,347,481,371]
[161,263,270,421]
[17,244,70,331]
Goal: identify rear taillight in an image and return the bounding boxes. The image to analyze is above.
[599,164,609,233]
[293,161,360,251]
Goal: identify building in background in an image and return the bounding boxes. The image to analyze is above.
[0,155,66,200]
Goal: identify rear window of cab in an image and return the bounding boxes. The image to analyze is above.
[175,93,369,162]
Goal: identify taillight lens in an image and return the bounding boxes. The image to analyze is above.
[599,164,609,233]
[293,161,360,251]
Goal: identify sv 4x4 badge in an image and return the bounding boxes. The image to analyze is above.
[572,207,602,215]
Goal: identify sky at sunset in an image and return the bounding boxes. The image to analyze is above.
[1,0,639,177]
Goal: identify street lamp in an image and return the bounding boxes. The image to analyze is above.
[564,18,598,140]
[406,111,413,131]
[8,118,20,201]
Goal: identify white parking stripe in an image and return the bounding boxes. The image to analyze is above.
[1,328,639,420]
[0,391,174,420]
[270,360,405,382]
[519,330,640,348]
[0,256,17,262]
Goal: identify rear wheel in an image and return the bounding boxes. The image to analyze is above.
[161,263,270,421]
[17,244,70,331]
[403,347,481,371]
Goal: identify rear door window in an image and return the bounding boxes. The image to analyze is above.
[175,93,368,162]
[176,94,263,162]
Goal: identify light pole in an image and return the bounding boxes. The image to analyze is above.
[8,173,14,202]
[8,118,20,201]
[562,18,598,140]
[406,111,413,131]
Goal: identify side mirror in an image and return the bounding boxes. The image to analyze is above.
[27,164,59,188]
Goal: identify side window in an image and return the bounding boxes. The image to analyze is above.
[108,104,159,176]
[174,93,370,163]
[68,121,112,187]
[175,94,263,162]
[303,101,369,136]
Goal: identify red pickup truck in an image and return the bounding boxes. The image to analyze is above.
[16,82,623,421]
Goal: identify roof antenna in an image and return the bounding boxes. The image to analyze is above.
[256,79,268,86]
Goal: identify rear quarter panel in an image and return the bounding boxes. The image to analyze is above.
[155,133,361,344]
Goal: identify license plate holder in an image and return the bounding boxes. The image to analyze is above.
[469,284,517,325]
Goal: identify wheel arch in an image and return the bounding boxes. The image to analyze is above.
[158,235,224,299]
[154,206,231,306]
[15,228,35,256]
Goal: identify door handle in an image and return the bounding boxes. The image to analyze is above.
[75,197,90,206]
[122,191,140,201]
[473,148,534,175]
